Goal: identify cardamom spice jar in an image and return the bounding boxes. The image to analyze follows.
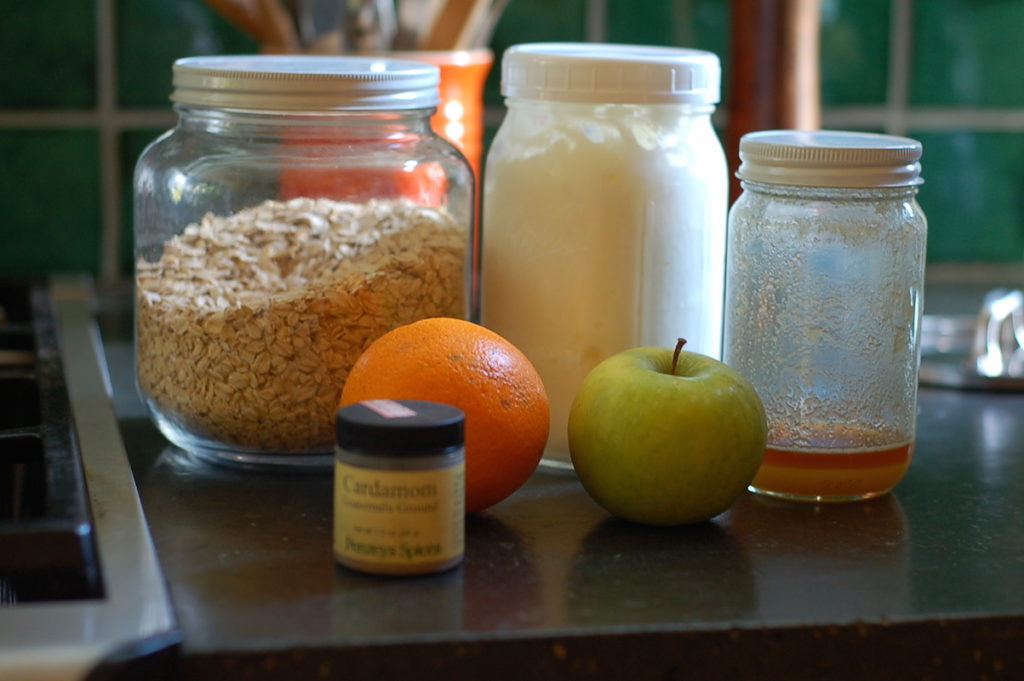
[334,399,465,576]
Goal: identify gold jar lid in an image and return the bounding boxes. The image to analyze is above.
[738,130,923,188]
[171,55,440,111]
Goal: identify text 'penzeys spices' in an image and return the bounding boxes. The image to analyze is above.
[334,399,465,576]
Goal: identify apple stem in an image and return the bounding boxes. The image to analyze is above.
[672,338,687,375]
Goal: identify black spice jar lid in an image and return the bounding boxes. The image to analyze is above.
[336,400,465,455]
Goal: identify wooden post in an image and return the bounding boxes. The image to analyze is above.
[727,0,821,201]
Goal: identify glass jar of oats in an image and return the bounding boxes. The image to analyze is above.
[134,55,474,468]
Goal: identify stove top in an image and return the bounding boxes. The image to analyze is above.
[0,277,102,603]
[0,276,178,680]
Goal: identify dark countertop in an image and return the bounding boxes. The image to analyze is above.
[95,278,1024,681]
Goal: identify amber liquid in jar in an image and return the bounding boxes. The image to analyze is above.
[749,423,913,502]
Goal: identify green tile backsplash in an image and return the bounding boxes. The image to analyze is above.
[0,130,102,273]
[913,130,1024,261]
[605,0,730,57]
[911,0,1024,107]
[0,1,97,109]
[2,0,1024,278]
[117,0,257,108]
[820,0,890,106]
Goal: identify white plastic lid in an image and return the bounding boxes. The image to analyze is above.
[171,55,440,111]
[737,130,923,188]
[500,43,720,105]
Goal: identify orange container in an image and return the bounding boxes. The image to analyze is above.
[277,50,492,203]
[397,49,493,181]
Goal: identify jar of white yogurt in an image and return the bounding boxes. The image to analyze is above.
[481,43,727,468]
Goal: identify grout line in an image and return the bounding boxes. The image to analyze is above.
[10,106,1024,132]
[825,107,1024,130]
[585,0,607,42]
[97,0,121,283]
[885,0,913,136]
[0,110,177,128]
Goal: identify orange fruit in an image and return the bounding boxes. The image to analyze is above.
[340,317,549,513]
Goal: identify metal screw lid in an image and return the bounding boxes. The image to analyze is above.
[171,55,440,111]
[737,130,924,188]
[501,42,720,105]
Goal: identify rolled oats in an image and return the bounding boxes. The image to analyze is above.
[136,197,466,453]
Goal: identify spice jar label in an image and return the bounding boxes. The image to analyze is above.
[334,461,464,573]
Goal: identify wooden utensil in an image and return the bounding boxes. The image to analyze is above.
[421,0,490,50]
[202,0,298,52]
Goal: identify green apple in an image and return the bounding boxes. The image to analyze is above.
[568,339,766,526]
